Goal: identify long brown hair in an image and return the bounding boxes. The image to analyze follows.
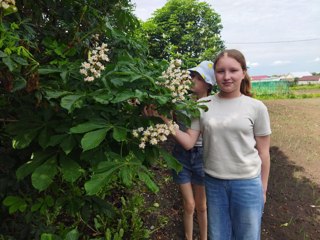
[214,49,252,97]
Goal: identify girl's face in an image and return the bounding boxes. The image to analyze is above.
[190,72,210,98]
[214,54,245,97]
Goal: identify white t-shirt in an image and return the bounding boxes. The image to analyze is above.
[191,94,271,179]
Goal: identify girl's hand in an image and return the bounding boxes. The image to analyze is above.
[143,104,161,118]
[143,105,171,124]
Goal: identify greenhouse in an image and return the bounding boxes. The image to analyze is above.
[251,78,290,95]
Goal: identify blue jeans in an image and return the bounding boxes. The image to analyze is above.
[172,144,205,186]
[205,174,264,240]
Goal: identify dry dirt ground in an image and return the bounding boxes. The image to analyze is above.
[145,97,320,240]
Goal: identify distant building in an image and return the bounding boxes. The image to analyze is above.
[251,75,269,81]
[297,75,320,85]
[283,72,312,81]
[251,77,281,83]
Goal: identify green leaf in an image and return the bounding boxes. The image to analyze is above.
[119,167,133,187]
[3,196,27,214]
[160,148,182,173]
[48,134,68,146]
[81,129,107,151]
[3,56,18,71]
[12,76,27,91]
[40,233,61,240]
[45,195,54,207]
[4,47,12,55]
[11,55,28,65]
[144,147,160,165]
[85,162,122,195]
[31,202,42,212]
[13,130,39,149]
[16,152,53,180]
[60,94,83,112]
[81,148,106,165]
[60,156,82,183]
[110,78,125,87]
[93,94,113,104]
[70,122,109,133]
[31,156,58,191]
[45,90,69,99]
[65,229,80,240]
[138,171,159,193]
[16,46,33,59]
[149,94,169,105]
[38,127,50,149]
[111,90,135,103]
[60,71,68,81]
[134,89,148,101]
[38,67,62,75]
[0,50,7,57]
[31,196,54,215]
[60,135,76,155]
[112,126,127,142]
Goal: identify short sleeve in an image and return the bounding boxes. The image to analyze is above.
[190,117,200,131]
[254,102,272,136]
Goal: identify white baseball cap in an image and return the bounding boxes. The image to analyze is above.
[188,60,216,86]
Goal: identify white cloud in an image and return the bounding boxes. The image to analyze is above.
[314,57,320,62]
[247,61,259,67]
[272,60,291,66]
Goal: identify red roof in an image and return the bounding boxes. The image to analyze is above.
[251,75,269,81]
[299,76,320,81]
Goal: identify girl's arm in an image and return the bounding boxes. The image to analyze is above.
[172,127,200,150]
[143,105,200,150]
[255,135,271,203]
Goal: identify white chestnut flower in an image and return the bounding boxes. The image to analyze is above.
[80,37,110,82]
[132,120,177,148]
[132,130,139,138]
[156,59,191,103]
[139,142,146,149]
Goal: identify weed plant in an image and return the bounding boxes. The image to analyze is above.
[255,84,320,100]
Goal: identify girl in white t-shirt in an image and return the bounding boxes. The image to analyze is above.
[145,49,271,240]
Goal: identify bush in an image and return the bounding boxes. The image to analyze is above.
[0,1,200,238]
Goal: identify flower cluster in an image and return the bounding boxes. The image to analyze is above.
[0,0,15,9]
[156,59,192,103]
[127,98,140,106]
[80,35,109,82]
[132,121,178,149]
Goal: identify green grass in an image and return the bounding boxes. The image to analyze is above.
[253,84,320,100]
[255,93,320,100]
[290,84,320,90]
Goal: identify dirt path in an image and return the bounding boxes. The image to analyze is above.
[264,98,320,183]
[262,98,320,240]
[147,98,320,240]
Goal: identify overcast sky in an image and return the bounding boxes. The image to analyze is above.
[131,0,320,76]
